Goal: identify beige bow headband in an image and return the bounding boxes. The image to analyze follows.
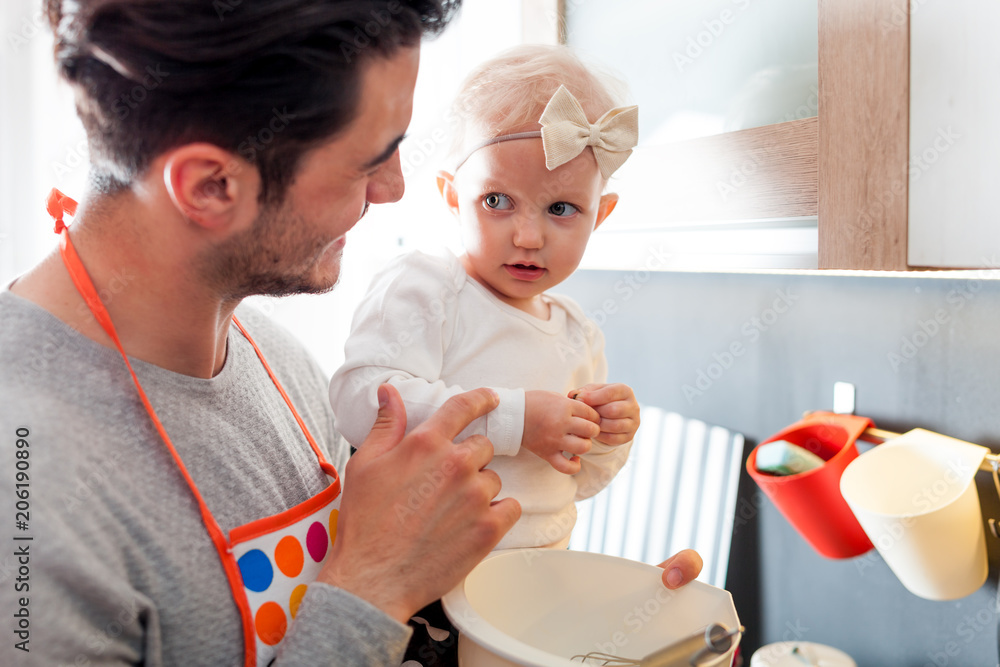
[454,85,639,179]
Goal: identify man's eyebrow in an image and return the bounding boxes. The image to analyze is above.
[362,134,407,170]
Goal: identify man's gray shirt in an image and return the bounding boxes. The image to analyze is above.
[0,289,411,665]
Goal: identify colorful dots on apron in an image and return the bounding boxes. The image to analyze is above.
[230,479,341,665]
[237,549,274,593]
[329,508,339,547]
[306,521,328,562]
[255,601,288,646]
[275,535,304,578]
[289,584,308,619]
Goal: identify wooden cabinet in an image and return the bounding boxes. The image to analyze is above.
[818,0,909,270]
[540,0,998,272]
[555,0,823,270]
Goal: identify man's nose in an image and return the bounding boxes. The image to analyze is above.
[366,151,405,204]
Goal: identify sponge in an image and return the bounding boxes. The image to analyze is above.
[755,439,826,476]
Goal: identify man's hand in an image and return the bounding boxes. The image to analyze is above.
[318,384,521,623]
[570,383,639,446]
[658,549,703,589]
[522,390,601,474]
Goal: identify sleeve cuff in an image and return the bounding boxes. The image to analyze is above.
[487,387,524,456]
[587,440,619,455]
[277,583,413,666]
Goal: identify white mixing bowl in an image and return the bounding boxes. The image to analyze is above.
[441,549,741,667]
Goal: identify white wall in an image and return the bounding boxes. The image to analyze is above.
[1,1,91,284]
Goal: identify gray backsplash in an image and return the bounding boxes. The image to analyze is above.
[559,268,1000,667]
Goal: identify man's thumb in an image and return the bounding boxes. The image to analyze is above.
[364,384,408,456]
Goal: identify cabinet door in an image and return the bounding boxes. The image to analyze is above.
[908,0,1000,269]
[559,0,820,270]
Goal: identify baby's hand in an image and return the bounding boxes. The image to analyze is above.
[523,390,601,474]
[570,383,640,446]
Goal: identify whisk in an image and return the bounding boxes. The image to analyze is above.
[571,623,742,667]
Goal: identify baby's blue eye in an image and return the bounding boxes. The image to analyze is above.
[484,193,513,210]
[549,202,578,217]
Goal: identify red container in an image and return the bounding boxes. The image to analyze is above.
[747,412,875,559]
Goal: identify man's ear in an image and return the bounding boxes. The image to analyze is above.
[436,170,460,214]
[594,193,619,230]
[162,143,258,231]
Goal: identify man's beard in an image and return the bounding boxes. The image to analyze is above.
[198,202,346,301]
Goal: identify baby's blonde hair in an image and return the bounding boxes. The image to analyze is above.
[448,44,630,165]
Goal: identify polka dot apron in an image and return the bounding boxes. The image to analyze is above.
[47,189,342,666]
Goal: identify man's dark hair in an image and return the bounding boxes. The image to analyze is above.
[45,0,460,202]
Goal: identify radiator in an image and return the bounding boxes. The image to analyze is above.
[569,406,745,589]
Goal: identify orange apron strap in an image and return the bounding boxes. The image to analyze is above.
[231,317,339,479]
[47,189,258,665]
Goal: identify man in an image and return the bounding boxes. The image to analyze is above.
[0,1,700,664]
